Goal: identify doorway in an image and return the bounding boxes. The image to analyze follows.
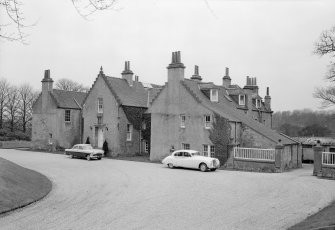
[94,127,103,149]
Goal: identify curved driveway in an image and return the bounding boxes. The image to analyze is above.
[1,149,335,230]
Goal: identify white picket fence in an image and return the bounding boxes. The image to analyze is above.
[233,147,275,162]
[322,152,335,166]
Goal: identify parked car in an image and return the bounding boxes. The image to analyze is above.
[162,150,220,172]
[65,144,104,161]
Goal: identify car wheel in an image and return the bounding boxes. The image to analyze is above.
[211,168,217,171]
[86,155,91,161]
[167,163,174,169]
[199,163,208,172]
[98,157,102,160]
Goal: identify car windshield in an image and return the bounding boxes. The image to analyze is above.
[191,151,201,156]
[82,145,93,150]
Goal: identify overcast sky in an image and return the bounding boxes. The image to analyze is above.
[1,0,335,112]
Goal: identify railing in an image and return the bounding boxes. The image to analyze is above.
[233,147,275,162]
[322,152,335,166]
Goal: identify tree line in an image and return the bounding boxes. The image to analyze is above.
[273,109,335,137]
[0,78,88,141]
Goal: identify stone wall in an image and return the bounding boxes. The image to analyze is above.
[240,124,276,148]
[233,159,276,172]
[150,85,214,161]
[0,141,31,149]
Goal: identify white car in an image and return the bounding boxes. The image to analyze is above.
[162,150,220,172]
[65,144,104,161]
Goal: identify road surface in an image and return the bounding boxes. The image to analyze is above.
[0,149,335,230]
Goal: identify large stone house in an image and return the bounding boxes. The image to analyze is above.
[148,51,298,162]
[32,70,86,150]
[32,51,299,163]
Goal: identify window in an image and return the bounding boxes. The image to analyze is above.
[97,116,103,125]
[239,95,245,106]
[203,144,215,157]
[256,99,261,108]
[210,145,215,158]
[210,89,218,102]
[183,152,191,157]
[97,98,103,113]
[203,145,208,156]
[182,143,190,150]
[204,115,211,129]
[180,114,186,128]
[65,110,71,122]
[126,124,133,141]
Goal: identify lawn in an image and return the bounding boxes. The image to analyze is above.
[0,157,52,215]
[288,193,335,230]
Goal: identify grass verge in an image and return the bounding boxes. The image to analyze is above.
[0,157,52,215]
[288,200,335,230]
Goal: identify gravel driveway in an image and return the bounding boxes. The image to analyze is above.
[0,149,335,230]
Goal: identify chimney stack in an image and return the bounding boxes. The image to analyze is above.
[244,76,258,94]
[166,51,186,113]
[191,65,202,81]
[264,87,271,110]
[222,67,231,88]
[121,61,134,86]
[41,69,54,112]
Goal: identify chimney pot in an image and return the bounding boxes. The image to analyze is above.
[225,67,229,77]
[44,70,50,79]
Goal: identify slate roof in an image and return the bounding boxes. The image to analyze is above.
[50,89,87,109]
[102,76,162,108]
[227,84,270,113]
[182,79,296,145]
[293,137,335,146]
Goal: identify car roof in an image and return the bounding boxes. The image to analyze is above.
[74,144,92,147]
[173,150,198,154]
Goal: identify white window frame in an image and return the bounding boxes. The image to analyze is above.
[204,115,211,129]
[65,110,71,122]
[97,98,103,113]
[239,95,245,106]
[210,89,218,102]
[256,99,261,108]
[180,114,186,128]
[203,144,215,157]
[126,124,133,141]
[182,143,190,150]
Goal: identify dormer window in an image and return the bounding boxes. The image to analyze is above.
[239,95,245,106]
[256,99,261,108]
[210,89,218,102]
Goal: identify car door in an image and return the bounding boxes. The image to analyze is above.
[182,152,194,168]
[172,151,183,167]
[68,146,78,156]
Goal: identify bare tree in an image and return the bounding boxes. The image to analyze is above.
[314,26,335,107]
[55,78,89,92]
[6,86,19,132]
[17,84,37,133]
[0,0,28,43]
[0,78,10,129]
[0,0,117,43]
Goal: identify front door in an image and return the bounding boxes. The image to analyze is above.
[97,128,103,149]
[94,127,103,148]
